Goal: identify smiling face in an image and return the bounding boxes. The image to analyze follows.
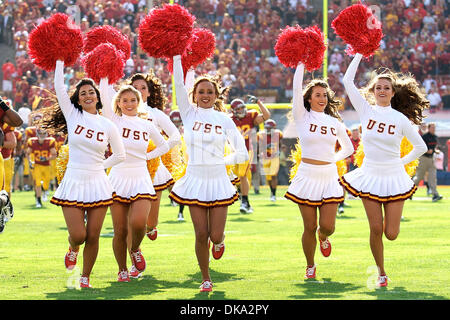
[308,86,328,112]
[131,79,149,103]
[373,78,395,107]
[194,80,217,109]
[78,84,99,113]
[118,90,139,116]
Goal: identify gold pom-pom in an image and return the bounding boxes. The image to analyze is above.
[336,159,348,177]
[147,140,160,179]
[354,142,365,168]
[288,140,302,182]
[354,137,418,177]
[224,142,234,176]
[401,136,419,177]
[171,136,188,181]
[55,144,69,184]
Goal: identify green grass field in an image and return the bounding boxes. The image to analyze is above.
[0,185,449,300]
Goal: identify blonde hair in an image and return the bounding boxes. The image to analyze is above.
[113,85,147,118]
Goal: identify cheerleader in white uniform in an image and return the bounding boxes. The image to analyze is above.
[128,72,181,241]
[48,60,126,288]
[99,80,169,281]
[340,53,428,287]
[284,62,354,279]
[170,54,248,292]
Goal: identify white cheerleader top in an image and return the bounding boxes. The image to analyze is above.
[54,60,126,171]
[173,55,249,166]
[343,53,427,165]
[144,104,181,150]
[98,78,170,168]
[292,63,354,163]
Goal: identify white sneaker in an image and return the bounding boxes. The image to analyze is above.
[177,213,185,221]
[305,265,316,279]
[129,265,143,279]
[270,195,276,202]
[117,270,130,282]
[36,200,42,208]
[42,192,48,202]
[199,280,213,292]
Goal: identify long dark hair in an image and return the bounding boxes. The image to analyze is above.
[303,79,343,121]
[38,79,102,135]
[127,70,167,110]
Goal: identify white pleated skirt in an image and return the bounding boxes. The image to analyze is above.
[51,166,113,209]
[169,164,238,208]
[152,162,174,191]
[109,165,157,203]
[339,159,416,203]
[285,162,344,206]
[229,171,240,185]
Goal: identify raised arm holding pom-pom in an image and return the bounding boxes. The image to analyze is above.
[38,59,126,289]
[169,53,248,293]
[339,35,429,290]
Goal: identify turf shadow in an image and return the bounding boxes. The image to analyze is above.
[289,278,362,299]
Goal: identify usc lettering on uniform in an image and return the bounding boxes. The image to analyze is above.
[309,124,337,136]
[192,121,223,134]
[74,125,105,142]
[122,128,149,141]
[367,119,395,135]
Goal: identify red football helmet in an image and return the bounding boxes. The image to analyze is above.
[169,110,182,127]
[264,119,276,130]
[230,99,247,119]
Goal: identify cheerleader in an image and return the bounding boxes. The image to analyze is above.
[170,54,248,292]
[42,60,126,288]
[127,71,181,241]
[340,53,428,287]
[284,63,354,280]
[99,79,169,281]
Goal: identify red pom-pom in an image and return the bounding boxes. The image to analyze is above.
[83,25,131,61]
[166,28,216,75]
[303,26,326,72]
[81,43,125,84]
[274,26,308,69]
[331,3,384,57]
[27,13,83,71]
[138,4,195,58]
[275,25,326,71]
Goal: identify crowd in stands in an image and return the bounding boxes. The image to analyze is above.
[1,0,449,114]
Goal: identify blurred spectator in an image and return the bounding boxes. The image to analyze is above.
[441,85,450,110]
[2,59,16,99]
[427,86,443,112]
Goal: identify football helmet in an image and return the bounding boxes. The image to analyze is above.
[230,99,247,119]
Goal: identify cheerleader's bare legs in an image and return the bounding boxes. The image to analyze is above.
[128,199,152,251]
[111,200,151,272]
[62,206,107,278]
[298,203,337,267]
[189,206,227,282]
[362,198,405,277]
[146,191,162,238]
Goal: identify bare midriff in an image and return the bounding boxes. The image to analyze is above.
[301,158,332,165]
